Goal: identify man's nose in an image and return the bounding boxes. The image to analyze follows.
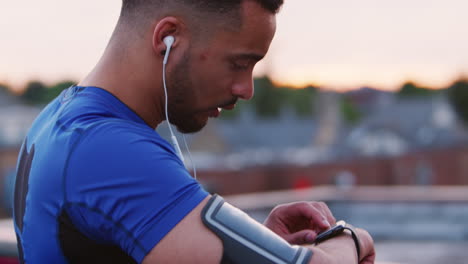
[231,78,254,100]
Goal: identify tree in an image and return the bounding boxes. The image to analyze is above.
[20,80,75,105]
[397,82,440,97]
[0,83,11,94]
[340,96,361,124]
[252,76,283,118]
[21,81,47,104]
[285,86,315,117]
[447,79,468,125]
[43,81,75,103]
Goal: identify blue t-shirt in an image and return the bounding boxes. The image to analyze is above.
[13,86,208,263]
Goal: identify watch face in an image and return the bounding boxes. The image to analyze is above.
[336,220,346,228]
[314,220,347,244]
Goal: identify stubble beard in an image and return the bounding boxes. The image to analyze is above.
[166,51,208,134]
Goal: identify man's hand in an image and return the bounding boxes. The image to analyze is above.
[264,201,336,245]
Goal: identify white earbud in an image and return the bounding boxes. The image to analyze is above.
[163,35,175,47]
[163,36,175,65]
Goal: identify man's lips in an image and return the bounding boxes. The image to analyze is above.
[207,104,236,118]
[219,98,238,110]
[221,104,236,110]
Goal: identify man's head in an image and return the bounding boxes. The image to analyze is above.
[116,0,283,133]
[118,0,283,31]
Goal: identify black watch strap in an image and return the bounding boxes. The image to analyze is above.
[313,220,361,262]
[343,225,361,261]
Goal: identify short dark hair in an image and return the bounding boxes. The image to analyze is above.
[121,0,283,18]
[117,0,283,42]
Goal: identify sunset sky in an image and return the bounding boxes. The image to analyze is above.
[1,0,468,92]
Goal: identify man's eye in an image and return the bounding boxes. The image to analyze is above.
[230,61,249,71]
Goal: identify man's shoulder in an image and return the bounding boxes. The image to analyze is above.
[79,119,172,154]
[52,86,153,138]
[64,119,185,197]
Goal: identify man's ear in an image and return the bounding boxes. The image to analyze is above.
[152,17,181,57]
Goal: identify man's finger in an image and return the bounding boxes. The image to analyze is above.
[287,202,330,230]
[311,202,336,226]
[285,230,317,245]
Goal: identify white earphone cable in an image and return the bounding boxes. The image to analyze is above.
[182,134,197,180]
[162,38,197,179]
[162,58,176,140]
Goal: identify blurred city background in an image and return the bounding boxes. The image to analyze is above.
[2,0,468,263]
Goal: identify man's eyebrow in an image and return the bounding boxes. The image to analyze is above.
[229,53,265,62]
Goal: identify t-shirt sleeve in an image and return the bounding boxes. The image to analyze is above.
[64,125,209,263]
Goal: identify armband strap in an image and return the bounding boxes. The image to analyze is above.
[202,195,312,264]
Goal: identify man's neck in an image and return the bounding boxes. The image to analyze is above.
[78,41,165,128]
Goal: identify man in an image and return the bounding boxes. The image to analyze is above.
[14,0,375,263]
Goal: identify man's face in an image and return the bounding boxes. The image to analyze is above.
[167,1,277,133]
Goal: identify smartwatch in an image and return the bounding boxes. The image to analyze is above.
[313,220,361,262]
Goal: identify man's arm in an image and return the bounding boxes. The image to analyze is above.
[142,195,374,264]
[142,196,223,264]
